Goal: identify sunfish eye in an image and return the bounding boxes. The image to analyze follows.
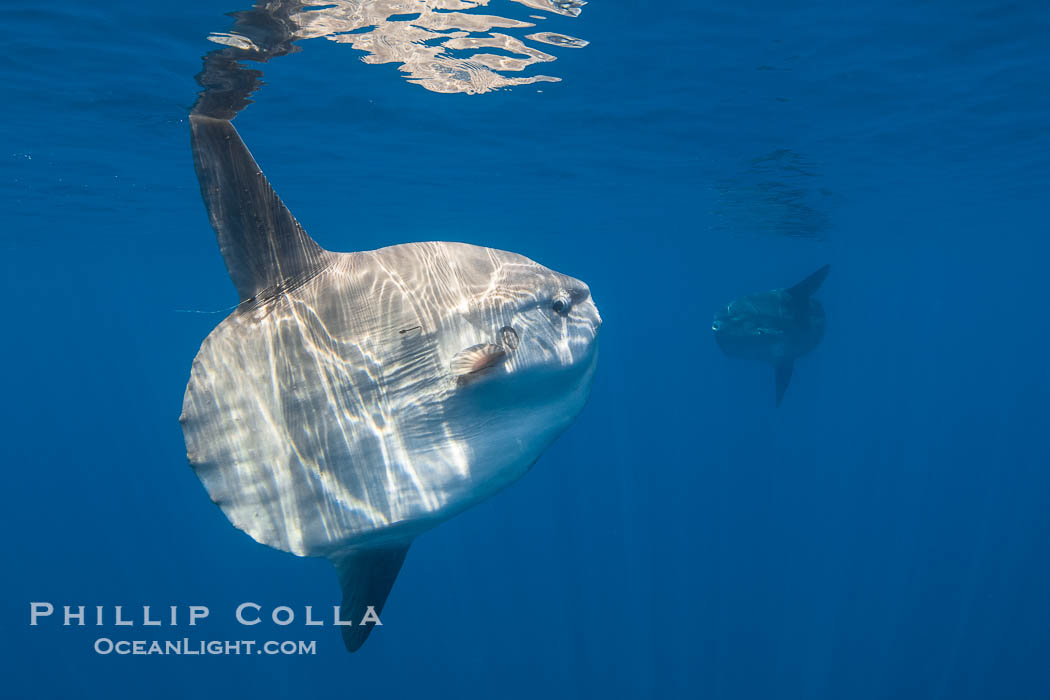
[551,292,571,315]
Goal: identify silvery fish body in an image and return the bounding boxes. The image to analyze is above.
[181,116,600,651]
[182,241,600,555]
[712,265,828,405]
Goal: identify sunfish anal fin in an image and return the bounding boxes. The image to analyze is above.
[450,343,508,383]
[330,543,411,653]
[190,114,333,304]
[775,361,794,407]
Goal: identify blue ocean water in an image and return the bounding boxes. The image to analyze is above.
[3,1,1049,697]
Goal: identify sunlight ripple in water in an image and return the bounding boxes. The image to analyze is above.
[207,0,589,95]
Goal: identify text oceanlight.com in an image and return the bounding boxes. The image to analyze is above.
[93,638,316,656]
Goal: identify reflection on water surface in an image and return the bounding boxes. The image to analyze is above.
[199,0,588,109]
[713,149,832,240]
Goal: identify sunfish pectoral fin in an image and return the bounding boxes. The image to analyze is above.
[329,542,411,653]
[450,343,508,383]
[189,114,333,303]
[786,264,830,299]
[775,361,794,407]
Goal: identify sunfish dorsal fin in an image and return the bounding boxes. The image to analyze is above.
[775,361,794,406]
[330,543,411,652]
[189,114,332,303]
[786,264,830,299]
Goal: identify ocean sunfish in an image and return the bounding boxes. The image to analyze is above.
[180,115,601,651]
[712,265,829,406]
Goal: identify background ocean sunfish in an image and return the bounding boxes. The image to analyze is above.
[712,265,829,406]
[180,115,601,651]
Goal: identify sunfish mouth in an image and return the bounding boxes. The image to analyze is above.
[451,325,519,385]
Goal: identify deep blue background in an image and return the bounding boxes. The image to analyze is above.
[3,1,1049,698]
